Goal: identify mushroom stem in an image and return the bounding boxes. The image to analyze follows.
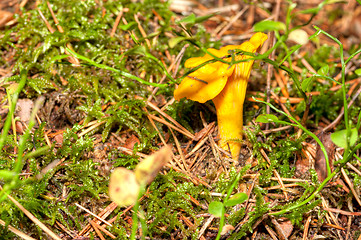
[212,67,249,160]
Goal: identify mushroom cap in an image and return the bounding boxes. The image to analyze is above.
[174,32,268,103]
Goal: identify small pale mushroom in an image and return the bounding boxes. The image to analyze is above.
[174,32,268,160]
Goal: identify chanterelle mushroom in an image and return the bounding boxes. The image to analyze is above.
[174,32,268,160]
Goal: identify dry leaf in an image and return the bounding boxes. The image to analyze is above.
[53,133,63,146]
[135,145,172,185]
[220,224,235,236]
[295,153,310,178]
[16,99,34,124]
[123,134,140,150]
[315,132,335,182]
[109,168,140,207]
[271,217,293,240]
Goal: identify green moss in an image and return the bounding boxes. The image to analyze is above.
[0,0,214,237]
[143,170,208,238]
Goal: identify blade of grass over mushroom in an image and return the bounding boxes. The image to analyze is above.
[65,47,168,88]
[188,47,310,109]
[184,43,310,104]
[180,37,286,84]
[186,33,284,65]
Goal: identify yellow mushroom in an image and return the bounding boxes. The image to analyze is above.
[174,32,268,160]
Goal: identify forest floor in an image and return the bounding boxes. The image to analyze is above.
[0,0,361,239]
